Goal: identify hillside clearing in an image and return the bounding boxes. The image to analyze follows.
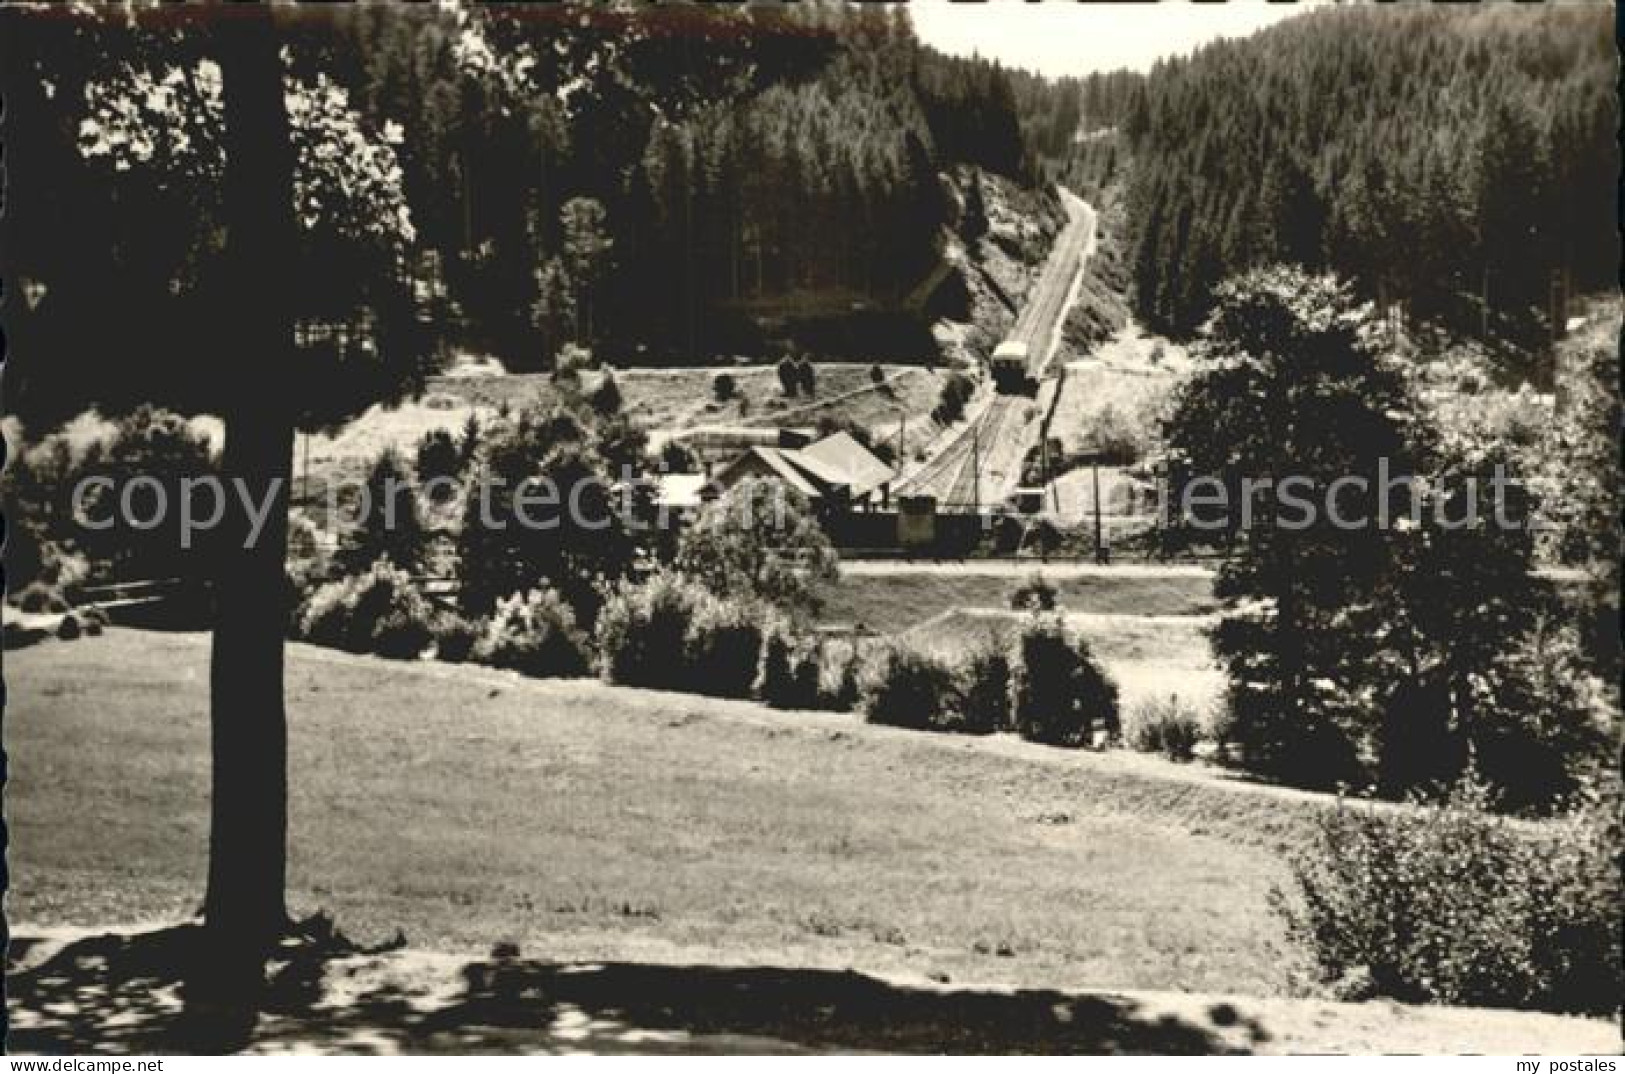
[281,363,946,489]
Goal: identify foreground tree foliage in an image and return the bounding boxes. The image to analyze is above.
[3,4,427,997]
[454,403,635,625]
[1166,268,1605,809]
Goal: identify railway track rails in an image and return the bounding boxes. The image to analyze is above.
[898,195,1095,507]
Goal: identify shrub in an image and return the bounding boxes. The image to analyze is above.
[758,627,797,708]
[757,628,828,710]
[70,406,219,581]
[430,611,484,663]
[589,371,622,416]
[712,372,736,403]
[596,572,706,690]
[56,613,82,641]
[791,642,823,708]
[869,363,886,386]
[776,356,799,398]
[819,643,864,713]
[415,429,463,488]
[864,646,958,731]
[1127,695,1203,762]
[675,478,838,614]
[473,587,590,678]
[1008,572,1058,612]
[1012,615,1119,747]
[684,594,768,699]
[1274,777,1622,1015]
[298,558,435,659]
[341,448,428,573]
[659,440,699,474]
[15,581,69,614]
[932,372,975,426]
[959,643,1013,735]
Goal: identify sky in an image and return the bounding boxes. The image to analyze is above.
[906,0,1323,78]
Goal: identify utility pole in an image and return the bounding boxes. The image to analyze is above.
[971,419,982,510]
[1092,460,1104,564]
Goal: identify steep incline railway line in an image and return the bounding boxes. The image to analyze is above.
[1007,199,1095,375]
[899,193,1095,507]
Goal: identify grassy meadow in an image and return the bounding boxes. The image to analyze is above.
[9,628,1311,997]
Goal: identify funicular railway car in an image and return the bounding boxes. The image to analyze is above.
[990,340,1028,391]
[990,339,1038,395]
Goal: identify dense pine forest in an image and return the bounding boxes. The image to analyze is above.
[3,2,1061,430]
[1090,4,1616,352]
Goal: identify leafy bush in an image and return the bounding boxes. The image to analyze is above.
[819,643,864,713]
[795,357,816,397]
[777,356,799,398]
[864,646,958,731]
[1274,777,1622,1015]
[959,643,1012,735]
[473,587,590,677]
[675,477,838,614]
[684,594,768,699]
[341,447,429,573]
[659,439,699,474]
[415,428,463,488]
[792,641,823,707]
[596,572,771,697]
[712,371,736,403]
[596,572,702,689]
[758,627,797,708]
[298,558,435,659]
[15,581,69,614]
[588,371,623,416]
[932,372,975,426]
[430,611,483,663]
[759,631,828,711]
[1008,572,1058,612]
[1012,615,1119,747]
[1127,695,1203,762]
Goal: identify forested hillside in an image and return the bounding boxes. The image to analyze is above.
[1113,4,1615,348]
[3,2,1053,429]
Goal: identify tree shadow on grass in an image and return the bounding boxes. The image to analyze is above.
[7,926,1264,1055]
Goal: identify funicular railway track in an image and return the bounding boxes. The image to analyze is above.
[1005,200,1095,375]
[898,194,1095,508]
[900,395,1023,508]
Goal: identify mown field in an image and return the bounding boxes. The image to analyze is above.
[9,628,1309,997]
[819,564,1216,635]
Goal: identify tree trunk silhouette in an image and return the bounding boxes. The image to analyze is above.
[203,2,298,968]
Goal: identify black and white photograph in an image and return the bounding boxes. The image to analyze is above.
[1,0,1619,1057]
